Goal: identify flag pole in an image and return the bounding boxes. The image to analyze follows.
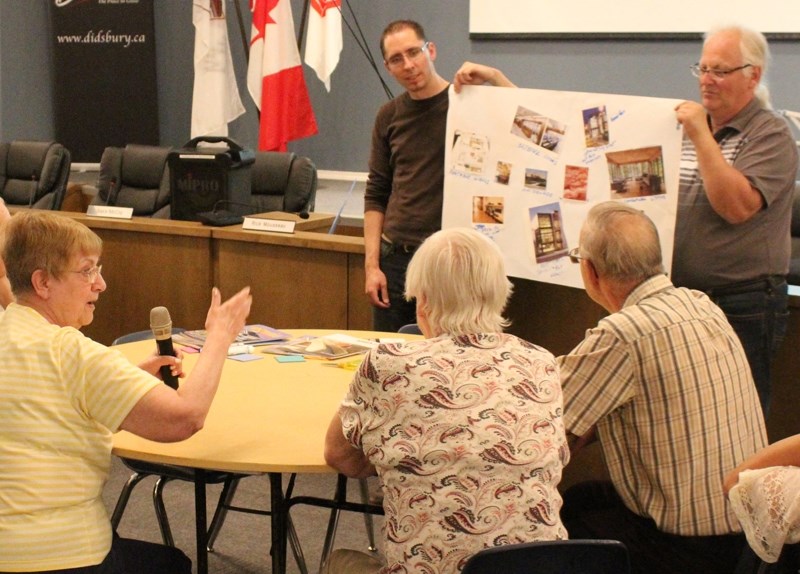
[232,0,249,63]
[297,0,310,52]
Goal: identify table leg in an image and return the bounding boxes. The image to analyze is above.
[269,472,287,574]
[194,469,208,574]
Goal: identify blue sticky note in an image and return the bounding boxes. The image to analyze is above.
[229,353,262,362]
[275,355,305,363]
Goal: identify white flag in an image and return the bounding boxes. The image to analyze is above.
[191,0,245,138]
[303,0,342,92]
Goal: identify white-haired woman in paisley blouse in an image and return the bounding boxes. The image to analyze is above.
[324,227,570,574]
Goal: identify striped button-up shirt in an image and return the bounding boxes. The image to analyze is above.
[559,274,767,536]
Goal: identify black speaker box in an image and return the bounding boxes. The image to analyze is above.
[168,136,255,221]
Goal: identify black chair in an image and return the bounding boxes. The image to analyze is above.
[398,323,422,335]
[311,321,427,568]
[109,329,245,549]
[91,144,172,218]
[249,151,317,214]
[0,140,71,210]
[110,329,307,568]
[788,181,800,285]
[735,543,800,574]
[461,539,631,574]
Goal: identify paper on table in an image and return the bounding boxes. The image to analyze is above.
[260,334,377,360]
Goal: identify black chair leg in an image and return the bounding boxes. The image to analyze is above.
[319,474,348,571]
[153,476,176,547]
[110,471,150,530]
[357,478,378,552]
[287,516,308,574]
[206,476,241,551]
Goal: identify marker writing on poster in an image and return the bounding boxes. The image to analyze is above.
[448,168,491,185]
[516,143,558,165]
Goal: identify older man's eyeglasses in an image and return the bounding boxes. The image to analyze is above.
[568,248,585,264]
[385,42,429,69]
[71,264,103,283]
[690,63,752,80]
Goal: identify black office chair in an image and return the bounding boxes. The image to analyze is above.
[249,151,317,214]
[91,144,172,218]
[0,140,71,210]
[461,539,631,574]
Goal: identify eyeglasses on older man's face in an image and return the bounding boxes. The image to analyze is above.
[689,63,752,81]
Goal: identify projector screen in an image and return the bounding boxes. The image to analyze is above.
[469,1,800,39]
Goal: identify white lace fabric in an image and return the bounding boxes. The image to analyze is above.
[729,466,800,563]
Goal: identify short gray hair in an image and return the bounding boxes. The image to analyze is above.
[580,202,664,283]
[405,228,512,334]
[705,25,772,108]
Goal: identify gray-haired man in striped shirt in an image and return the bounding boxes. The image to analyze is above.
[559,201,766,574]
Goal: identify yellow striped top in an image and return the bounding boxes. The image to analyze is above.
[0,303,160,571]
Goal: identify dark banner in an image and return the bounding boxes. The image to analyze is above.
[48,0,159,162]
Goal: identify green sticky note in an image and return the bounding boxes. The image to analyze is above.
[275,355,305,363]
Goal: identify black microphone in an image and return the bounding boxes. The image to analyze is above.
[196,199,254,226]
[150,306,179,390]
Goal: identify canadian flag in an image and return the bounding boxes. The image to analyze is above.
[191,0,245,138]
[247,0,318,151]
[303,0,342,92]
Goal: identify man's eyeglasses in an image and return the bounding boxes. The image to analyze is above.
[690,63,752,80]
[71,264,103,283]
[568,248,585,264]
[385,42,429,69]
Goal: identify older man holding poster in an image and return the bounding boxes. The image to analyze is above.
[673,25,799,416]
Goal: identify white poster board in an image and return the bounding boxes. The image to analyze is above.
[469,0,800,37]
[443,86,683,290]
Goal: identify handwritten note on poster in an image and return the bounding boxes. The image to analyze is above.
[443,85,683,289]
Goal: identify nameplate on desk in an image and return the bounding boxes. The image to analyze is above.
[86,205,134,220]
[242,217,296,234]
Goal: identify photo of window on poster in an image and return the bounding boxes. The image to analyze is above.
[529,202,568,265]
[583,105,610,148]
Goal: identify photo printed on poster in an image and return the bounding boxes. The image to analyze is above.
[443,85,684,290]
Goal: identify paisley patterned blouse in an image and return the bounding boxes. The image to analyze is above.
[340,333,569,573]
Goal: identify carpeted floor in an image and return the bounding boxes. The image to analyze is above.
[102,457,385,574]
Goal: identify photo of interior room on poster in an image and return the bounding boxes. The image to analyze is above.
[606,146,665,199]
[473,196,505,225]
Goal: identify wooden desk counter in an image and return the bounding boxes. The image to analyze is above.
[212,226,368,333]
[52,213,371,344]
